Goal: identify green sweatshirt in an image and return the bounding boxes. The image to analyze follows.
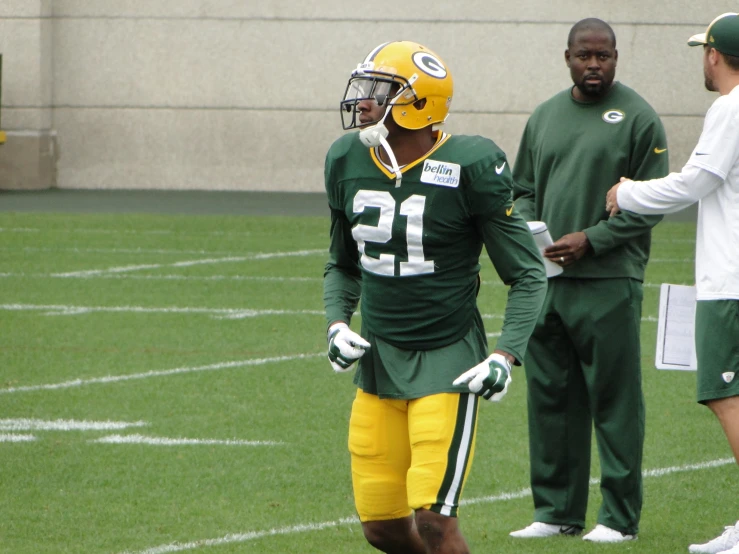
[513,82,669,280]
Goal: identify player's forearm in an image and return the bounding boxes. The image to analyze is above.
[618,165,724,214]
[323,263,361,329]
[495,269,547,365]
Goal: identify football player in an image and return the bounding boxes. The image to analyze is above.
[322,41,547,553]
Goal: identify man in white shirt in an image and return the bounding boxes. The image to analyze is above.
[606,12,739,554]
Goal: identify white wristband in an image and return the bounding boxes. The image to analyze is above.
[327,322,348,341]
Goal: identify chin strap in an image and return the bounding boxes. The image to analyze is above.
[377,134,402,188]
[358,91,405,188]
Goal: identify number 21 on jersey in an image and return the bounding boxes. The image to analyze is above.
[351,190,435,277]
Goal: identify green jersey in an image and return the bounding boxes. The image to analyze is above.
[323,131,547,369]
[513,82,669,279]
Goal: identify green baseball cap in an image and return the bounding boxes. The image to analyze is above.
[688,12,739,56]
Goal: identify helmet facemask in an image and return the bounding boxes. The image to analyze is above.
[340,71,412,131]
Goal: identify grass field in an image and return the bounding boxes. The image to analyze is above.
[0,209,735,554]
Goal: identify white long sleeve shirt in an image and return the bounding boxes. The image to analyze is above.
[617,85,739,301]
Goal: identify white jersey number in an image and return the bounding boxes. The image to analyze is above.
[351,190,435,277]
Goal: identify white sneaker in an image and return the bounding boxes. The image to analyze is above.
[509,522,582,538]
[582,524,636,543]
[689,521,739,554]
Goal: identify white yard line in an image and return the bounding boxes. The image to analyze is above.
[0,418,147,431]
[0,353,324,395]
[52,250,324,277]
[0,303,323,319]
[0,303,659,323]
[480,313,659,323]
[0,421,280,446]
[0,272,322,282]
[466,457,737,506]
[641,458,735,478]
[0,227,260,238]
[92,434,283,446]
[120,518,362,554]
[0,247,258,255]
[479,280,690,289]
[0,272,688,288]
[120,457,735,554]
[0,433,36,442]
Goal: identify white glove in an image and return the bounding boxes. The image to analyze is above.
[453,353,512,402]
[327,323,370,373]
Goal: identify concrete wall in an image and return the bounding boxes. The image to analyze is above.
[0,0,56,189]
[0,1,735,191]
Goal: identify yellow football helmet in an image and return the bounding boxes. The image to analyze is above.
[341,41,454,131]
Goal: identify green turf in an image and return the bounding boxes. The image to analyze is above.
[0,213,734,554]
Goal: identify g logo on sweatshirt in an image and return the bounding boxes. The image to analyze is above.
[602,109,625,124]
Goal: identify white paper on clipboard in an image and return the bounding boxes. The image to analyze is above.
[655,283,697,371]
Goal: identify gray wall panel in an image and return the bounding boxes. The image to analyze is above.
[1,108,54,130]
[0,0,51,18]
[0,4,55,188]
[53,109,337,191]
[50,0,737,25]
[53,109,700,192]
[50,19,715,113]
[52,19,358,108]
[0,1,732,190]
[0,20,52,116]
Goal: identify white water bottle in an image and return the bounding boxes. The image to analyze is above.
[527,221,564,278]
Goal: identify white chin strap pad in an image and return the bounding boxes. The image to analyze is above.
[358,122,388,148]
[357,99,403,187]
[357,89,399,148]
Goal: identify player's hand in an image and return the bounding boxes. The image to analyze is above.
[605,178,628,217]
[327,323,370,373]
[453,353,512,401]
[543,231,591,267]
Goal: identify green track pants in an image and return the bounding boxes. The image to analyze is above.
[523,278,645,535]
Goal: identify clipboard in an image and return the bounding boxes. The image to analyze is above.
[655,283,697,371]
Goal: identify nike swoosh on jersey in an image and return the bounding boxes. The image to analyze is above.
[505,205,514,216]
[695,152,710,156]
[654,147,667,154]
[495,162,506,174]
